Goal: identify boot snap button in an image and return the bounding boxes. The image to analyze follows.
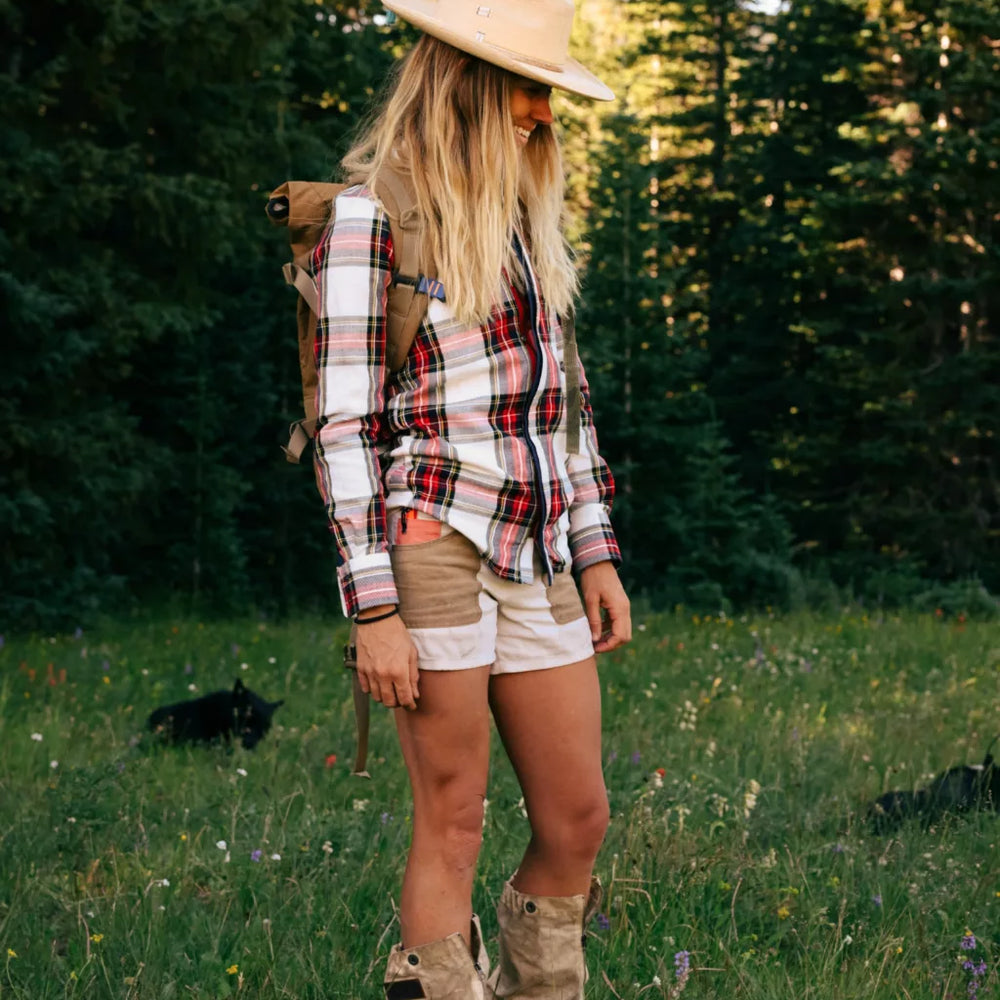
[407,954,420,966]
[524,901,537,914]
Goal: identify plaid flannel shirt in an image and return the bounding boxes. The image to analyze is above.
[312,186,620,619]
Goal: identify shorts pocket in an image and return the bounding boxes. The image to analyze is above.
[390,529,483,629]
[544,570,586,626]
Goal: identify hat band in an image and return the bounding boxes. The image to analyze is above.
[480,39,564,74]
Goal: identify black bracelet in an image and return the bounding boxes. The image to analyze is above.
[353,607,400,625]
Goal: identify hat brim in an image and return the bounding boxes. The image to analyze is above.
[382,0,615,101]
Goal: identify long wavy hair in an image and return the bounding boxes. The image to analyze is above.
[341,35,578,324]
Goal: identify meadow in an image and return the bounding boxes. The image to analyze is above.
[0,608,997,999]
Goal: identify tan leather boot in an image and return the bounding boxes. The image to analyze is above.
[385,915,490,1000]
[488,878,602,999]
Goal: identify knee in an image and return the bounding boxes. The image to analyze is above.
[536,790,610,862]
[415,790,485,873]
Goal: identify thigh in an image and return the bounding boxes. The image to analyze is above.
[396,666,493,816]
[488,657,604,822]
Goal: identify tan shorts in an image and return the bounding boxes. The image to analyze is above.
[388,510,594,673]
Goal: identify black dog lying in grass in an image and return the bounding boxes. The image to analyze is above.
[147,679,283,750]
[868,736,1000,832]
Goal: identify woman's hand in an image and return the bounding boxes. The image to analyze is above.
[354,607,420,710]
[579,562,631,654]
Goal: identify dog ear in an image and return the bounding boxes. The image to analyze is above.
[233,678,246,696]
[271,699,285,710]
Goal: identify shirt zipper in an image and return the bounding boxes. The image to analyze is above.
[513,233,553,584]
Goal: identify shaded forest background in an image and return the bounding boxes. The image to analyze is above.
[2,0,998,627]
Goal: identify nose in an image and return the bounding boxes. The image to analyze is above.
[532,94,554,124]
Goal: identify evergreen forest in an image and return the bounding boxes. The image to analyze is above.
[3,0,998,627]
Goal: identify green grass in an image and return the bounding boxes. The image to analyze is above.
[1,609,998,998]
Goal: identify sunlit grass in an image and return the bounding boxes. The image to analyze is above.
[0,609,997,998]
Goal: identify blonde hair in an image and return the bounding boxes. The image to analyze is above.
[341,35,578,324]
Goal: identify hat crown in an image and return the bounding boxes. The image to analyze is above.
[439,0,574,71]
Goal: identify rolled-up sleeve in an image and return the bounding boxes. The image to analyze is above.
[312,190,397,618]
[565,355,622,572]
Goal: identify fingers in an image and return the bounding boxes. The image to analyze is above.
[585,590,604,644]
[591,594,632,654]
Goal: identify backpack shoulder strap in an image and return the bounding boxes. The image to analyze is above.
[562,310,582,454]
[371,164,436,373]
[266,181,347,461]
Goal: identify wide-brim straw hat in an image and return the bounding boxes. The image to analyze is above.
[381,0,614,101]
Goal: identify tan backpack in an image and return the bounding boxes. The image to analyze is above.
[265,166,444,464]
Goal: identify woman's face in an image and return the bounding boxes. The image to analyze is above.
[509,76,554,147]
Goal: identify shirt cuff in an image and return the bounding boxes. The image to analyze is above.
[568,504,622,572]
[337,551,399,620]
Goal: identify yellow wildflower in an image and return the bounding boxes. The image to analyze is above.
[227,965,239,975]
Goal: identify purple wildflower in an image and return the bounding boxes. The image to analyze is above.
[102,659,110,672]
[630,751,641,765]
[872,894,882,907]
[961,933,977,951]
[596,913,610,931]
[73,627,84,640]
[674,950,691,991]
[250,849,263,862]
[607,750,618,764]
[380,812,392,825]
[0,635,5,649]
[831,843,845,854]
[184,662,193,675]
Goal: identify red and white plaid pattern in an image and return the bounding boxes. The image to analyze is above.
[312,187,620,618]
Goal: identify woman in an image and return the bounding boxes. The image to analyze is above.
[312,1,631,995]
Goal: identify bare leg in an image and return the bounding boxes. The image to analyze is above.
[489,657,608,897]
[395,665,492,947]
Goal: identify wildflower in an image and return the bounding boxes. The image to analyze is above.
[50,760,58,769]
[831,843,845,854]
[630,751,641,765]
[606,750,618,764]
[961,932,977,951]
[381,812,392,825]
[227,964,239,975]
[270,853,281,861]
[179,833,187,841]
[268,656,277,664]
[31,733,43,742]
[90,934,103,943]
[673,950,691,991]
[7,949,16,959]
[236,768,247,777]
[777,905,790,920]
[743,779,761,818]
[352,799,369,812]
[652,771,664,789]
[102,676,110,685]
[251,849,263,862]
[216,840,228,851]
[187,683,197,692]
[596,913,611,931]
[325,754,337,768]
[872,894,883,907]
[157,878,170,887]
[322,841,334,855]
[240,662,249,671]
